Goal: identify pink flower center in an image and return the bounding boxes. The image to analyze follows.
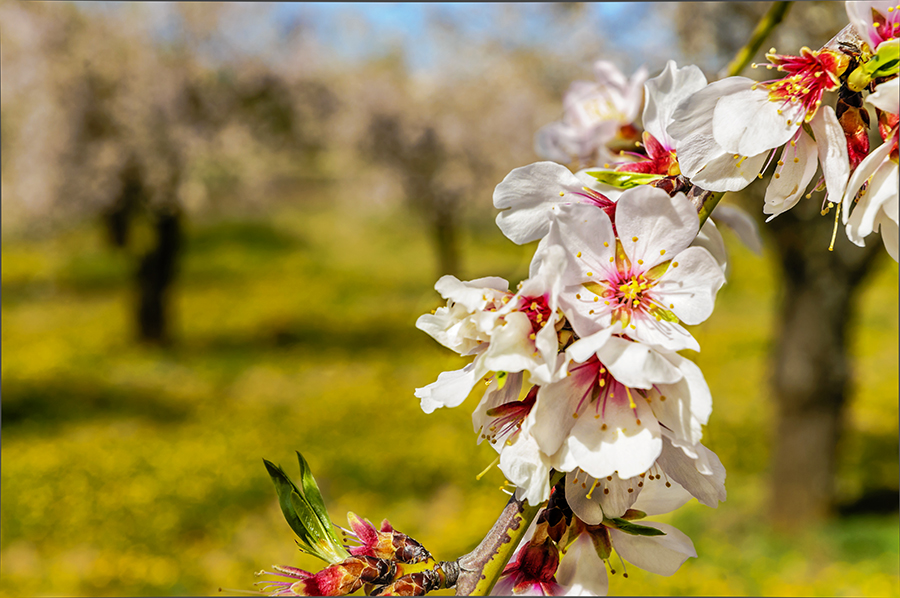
[761,47,848,123]
[517,294,553,335]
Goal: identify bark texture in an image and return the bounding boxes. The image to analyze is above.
[767,201,883,525]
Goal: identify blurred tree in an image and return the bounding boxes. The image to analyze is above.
[1,2,337,344]
[672,1,892,525]
[361,113,462,278]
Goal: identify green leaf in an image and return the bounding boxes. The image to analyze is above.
[263,459,317,552]
[605,517,667,536]
[584,171,663,189]
[296,452,335,535]
[620,509,647,521]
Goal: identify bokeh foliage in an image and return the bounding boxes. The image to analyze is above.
[2,196,897,596]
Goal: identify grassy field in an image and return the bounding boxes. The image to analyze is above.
[2,197,898,597]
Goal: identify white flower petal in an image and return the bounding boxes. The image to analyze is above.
[653,246,725,326]
[867,77,900,114]
[435,275,509,311]
[500,433,552,506]
[527,366,595,456]
[594,336,684,390]
[847,158,899,244]
[655,437,727,508]
[556,533,610,597]
[649,352,712,446]
[615,188,699,269]
[493,162,593,245]
[610,521,696,576]
[763,130,818,219]
[843,138,894,221]
[689,147,768,193]
[566,470,643,522]
[567,396,662,479]
[630,475,693,516]
[810,105,850,206]
[414,362,480,414]
[642,61,708,149]
[565,326,619,365]
[713,86,804,157]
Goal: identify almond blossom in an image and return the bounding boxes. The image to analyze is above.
[668,47,851,216]
[551,188,725,352]
[535,61,647,167]
[415,242,569,414]
[524,328,713,483]
[843,77,899,260]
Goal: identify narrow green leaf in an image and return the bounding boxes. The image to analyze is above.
[295,452,333,532]
[585,171,663,190]
[605,517,667,536]
[263,459,317,552]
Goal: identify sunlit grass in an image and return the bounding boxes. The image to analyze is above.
[2,201,897,597]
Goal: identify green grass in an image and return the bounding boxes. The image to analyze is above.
[1,201,897,596]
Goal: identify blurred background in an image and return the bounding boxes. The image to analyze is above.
[1,2,897,596]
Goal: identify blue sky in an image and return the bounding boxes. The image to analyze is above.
[76,2,680,77]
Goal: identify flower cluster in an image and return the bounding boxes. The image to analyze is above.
[415,2,898,594]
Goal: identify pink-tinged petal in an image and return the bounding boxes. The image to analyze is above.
[630,474,693,516]
[653,246,725,325]
[615,188,699,269]
[713,86,805,157]
[526,367,595,456]
[846,1,899,51]
[867,77,900,114]
[876,209,900,262]
[555,203,618,282]
[556,533,610,596]
[810,106,850,206]
[490,575,517,596]
[690,219,728,273]
[847,159,899,243]
[763,131,818,220]
[594,336,683,390]
[494,162,597,245]
[655,437,727,508]
[435,275,509,311]
[710,204,764,255]
[688,147,768,193]
[642,61,708,149]
[472,372,524,439]
[648,353,711,448]
[609,522,696,576]
[501,433,553,506]
[415,362,480,414]
[567,396,662,480]
[843,139,894,221]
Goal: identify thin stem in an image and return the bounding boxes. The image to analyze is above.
[720,1,793,78]
[454,472,564,595]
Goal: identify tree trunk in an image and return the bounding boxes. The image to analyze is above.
[137,209,182,344]
[431,191,461,278]
[767,202,882,526]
